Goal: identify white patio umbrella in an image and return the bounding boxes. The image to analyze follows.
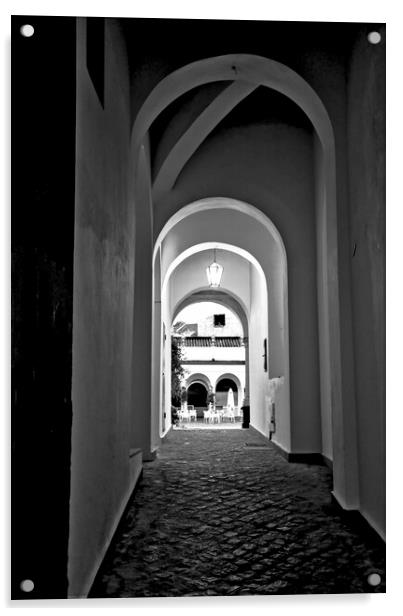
[226,388,235,410]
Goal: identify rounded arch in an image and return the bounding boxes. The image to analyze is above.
[173,289,249,338]
[161,239,267,299]
[215,374,241,407]
[154,197,287,270]
[215,373,242,393]
[186,372,212,391]
[186,381,209,410]
[159,203,284,379]
[158,201,285,441]
[144,54,357,509]
[131,53,335,160]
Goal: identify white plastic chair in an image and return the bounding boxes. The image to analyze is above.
[189,408,197,421]
[226,410,235,422]
[203,410,212,423]
[211,411,221,424]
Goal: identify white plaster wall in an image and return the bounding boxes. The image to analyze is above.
[130,137,157,459]
[161,321,172,436]
[151,245,164,445]
[182,345,245,362]
[175,304,243,337]
[161,272,172,435]
[314,135,333,461]
[248,263,270,438]
[69,19,141,598]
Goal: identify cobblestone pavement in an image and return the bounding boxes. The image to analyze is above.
[90,428,385,597]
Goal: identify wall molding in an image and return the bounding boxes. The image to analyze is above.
[264,430,333,470]
[331,493,386,546]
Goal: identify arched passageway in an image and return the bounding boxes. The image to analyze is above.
[155,213,286,446]
[158,237,271,437]
[61,23,386,599]
[133,52,358,519]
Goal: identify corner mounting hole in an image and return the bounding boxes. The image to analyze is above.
[20,24,35,38]
[368,31,381,45]
[367,572,381,586]
[20,579,34,592]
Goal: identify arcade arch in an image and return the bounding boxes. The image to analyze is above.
[186,372,212,391]
[186,382,209,409]
[215,373,242,393]
[215,374,242,407]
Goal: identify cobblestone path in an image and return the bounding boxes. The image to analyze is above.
[90,428,385,597]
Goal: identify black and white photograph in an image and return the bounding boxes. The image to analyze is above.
[10,3,389,605]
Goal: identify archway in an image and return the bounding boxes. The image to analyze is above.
[137,53,358,511]
[162,241,268,416]
[63,25,386,599]
[155,212,286,449]
[132,53,335,163]
[215,376,240,407]
[186,372,212,391]
[156,210,286,389]
[187,382,208,409]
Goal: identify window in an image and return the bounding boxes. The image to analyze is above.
[214,314,225,327]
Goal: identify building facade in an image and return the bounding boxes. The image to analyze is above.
[173,304,246,411]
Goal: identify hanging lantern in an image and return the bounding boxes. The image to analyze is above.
[206,249,223,287]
